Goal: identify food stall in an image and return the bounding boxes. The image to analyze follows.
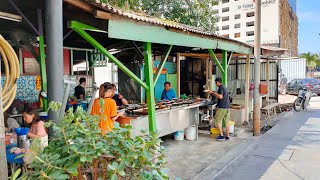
[117,99,211,138]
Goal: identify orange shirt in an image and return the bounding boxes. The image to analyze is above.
[91,98,117,133]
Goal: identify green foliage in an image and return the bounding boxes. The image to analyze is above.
[25,102,168,179]
[300,52,320,69]
[98,0,219,32]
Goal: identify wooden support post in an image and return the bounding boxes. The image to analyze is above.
[206,58,209,94]
[177,53,181,98]
[245,56,250,122]
[209,60,213,91]
[266,58,270,104]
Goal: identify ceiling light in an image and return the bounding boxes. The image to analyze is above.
[0,12,22,22]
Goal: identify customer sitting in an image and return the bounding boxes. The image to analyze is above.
[161,82,177,100]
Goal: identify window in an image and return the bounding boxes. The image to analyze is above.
[235,33,241,38]
[222,0,229,3]
[246,31,254,36]
[234,23,241,29]
[246,21,254,27]
[222,7,230,13]
[221,16,229,22]
[247,12,255,17]
[235,14,241,19]
[222,25,229,30]
[222,34,229,38]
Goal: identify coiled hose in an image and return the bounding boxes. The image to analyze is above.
[0,34,20,111]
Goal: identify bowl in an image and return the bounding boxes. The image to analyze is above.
[39,112,48,120]
[14,127,30,136]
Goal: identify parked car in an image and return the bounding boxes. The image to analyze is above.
[286,78,320,95]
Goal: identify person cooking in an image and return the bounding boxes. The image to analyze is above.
[91,82,124,134]
[111,84,128,106]
[23,108,48,146]
[161,82,177,100]
[208,77,230,141]
[74,78,86,100]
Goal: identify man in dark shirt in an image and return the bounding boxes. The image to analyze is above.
[209,77,230,141]
[111,84,128,106]
[74,78,86,100]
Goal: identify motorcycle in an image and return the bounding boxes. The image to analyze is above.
[293,88,312,112]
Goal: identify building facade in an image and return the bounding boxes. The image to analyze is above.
[214,0,298,57]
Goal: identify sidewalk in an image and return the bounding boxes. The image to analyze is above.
[204,97,320,180]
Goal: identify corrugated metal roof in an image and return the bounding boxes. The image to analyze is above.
[82,0,251,48]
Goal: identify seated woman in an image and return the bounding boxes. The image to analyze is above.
[23,108,48,147]
[91,82,124,134]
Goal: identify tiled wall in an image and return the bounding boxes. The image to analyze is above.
[1,76,40,102]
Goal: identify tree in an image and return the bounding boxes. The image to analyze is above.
[300,52,320,71]
[98,0,219,32]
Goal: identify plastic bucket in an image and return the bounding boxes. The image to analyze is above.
[185,126,196,141]
[173,130,184,140]
[229,121,235,134]
[39,112,48,121]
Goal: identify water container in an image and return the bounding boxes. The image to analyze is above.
[173,130,184,140]
[39,112,48,121]
[185,126,197,141]
[229,121,235,134]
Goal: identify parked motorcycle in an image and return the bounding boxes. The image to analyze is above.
[293,88,312,112]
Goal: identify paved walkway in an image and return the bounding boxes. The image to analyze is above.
[204,97,320,180]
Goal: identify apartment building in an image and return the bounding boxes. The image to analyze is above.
[214,0,298,57]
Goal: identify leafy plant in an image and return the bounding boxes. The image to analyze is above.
[24,102,168,179]
[96,0,219,32]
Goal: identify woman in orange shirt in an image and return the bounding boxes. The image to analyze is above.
[91,82,123,133]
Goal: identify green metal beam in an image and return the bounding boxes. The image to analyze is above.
[222,50,228,86]
[69,21,149,90]
[144,42,157,132]
[108,20,252,55]
[228,52,233,66]
[38,35,48,111]
[153,45,173,84]
[208,49,224,74]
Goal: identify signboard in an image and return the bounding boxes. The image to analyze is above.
[24,58,40,74]
[153,68,167,74]
[237,0,276,10]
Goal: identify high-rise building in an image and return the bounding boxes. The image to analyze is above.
[214,0,298,57]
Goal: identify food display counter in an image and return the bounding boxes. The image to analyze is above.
[117,101,214,138]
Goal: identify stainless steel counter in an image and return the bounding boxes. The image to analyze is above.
[124,102,212,138]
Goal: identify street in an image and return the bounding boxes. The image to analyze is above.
[209,97,320,180]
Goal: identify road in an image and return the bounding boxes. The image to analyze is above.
[210,97,320,180]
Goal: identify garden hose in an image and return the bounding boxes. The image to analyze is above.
[0,34,20,111]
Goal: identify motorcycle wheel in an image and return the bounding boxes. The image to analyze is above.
[294,97,303,112]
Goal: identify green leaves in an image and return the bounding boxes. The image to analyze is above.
[25,101,168,179]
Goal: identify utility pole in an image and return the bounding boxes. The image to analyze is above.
[253,0,261,136]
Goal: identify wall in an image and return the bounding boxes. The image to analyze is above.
[21,48,71,75]
[279,0,298,57]
[216,59,278,99]
[280,58,306,82]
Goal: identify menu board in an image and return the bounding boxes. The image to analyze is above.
[24,58,40,74]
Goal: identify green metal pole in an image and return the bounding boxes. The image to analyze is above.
[144,42,157,132]
[222,50,228,87]
[38,35,48,111]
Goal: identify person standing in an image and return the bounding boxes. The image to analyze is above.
[111,84,128,106]
[91,82,124,134]
[74,78,86,100]
[209,77,230,141]
[161,82,177,100]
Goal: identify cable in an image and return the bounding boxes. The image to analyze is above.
[0,34,20,111]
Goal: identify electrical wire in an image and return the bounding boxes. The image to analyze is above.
[0,34,20,111]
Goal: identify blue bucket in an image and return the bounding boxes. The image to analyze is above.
[14,127,30,136]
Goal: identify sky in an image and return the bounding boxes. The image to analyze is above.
[298,0,320,54]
